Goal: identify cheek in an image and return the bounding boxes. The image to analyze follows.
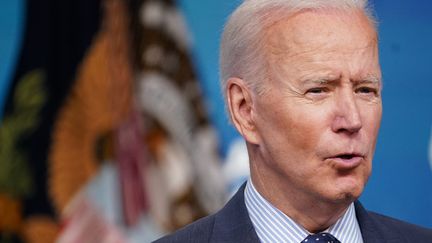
[372,107,382,133]
[275,105,328,152]
[255,95,332,163]
[361,103,382,139]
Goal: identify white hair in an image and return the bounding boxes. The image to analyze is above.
[220,0,377,102]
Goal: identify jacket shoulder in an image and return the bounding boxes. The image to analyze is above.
[355,201,432,242]
[367,211,432,240]
[152,214,216,243]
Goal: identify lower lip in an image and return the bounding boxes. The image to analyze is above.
[326,156,363,169]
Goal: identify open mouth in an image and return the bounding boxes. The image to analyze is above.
[337,154,356,160]
[325,153,364,169]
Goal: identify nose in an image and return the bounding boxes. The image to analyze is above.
[331,90,362,135]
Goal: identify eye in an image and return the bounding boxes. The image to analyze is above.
[356,87,378,95]
[306,87,328,94]
[304,87,330,100]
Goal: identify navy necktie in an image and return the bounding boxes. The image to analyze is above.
[301,232,341,243]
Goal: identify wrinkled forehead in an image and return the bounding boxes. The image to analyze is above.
[264,9,378,58]
[261,9,381,84]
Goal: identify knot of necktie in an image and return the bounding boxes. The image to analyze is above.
[301,232,341,243]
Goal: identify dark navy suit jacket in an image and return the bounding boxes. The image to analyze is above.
[154,184,432,242]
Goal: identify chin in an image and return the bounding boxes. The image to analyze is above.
[321,191,358,206]
[334,168,368,198]
[320,177,364,204]
[333,182,364,203]
[337,190,360,202]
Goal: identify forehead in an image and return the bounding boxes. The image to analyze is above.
[262,9,380,82]
[264,9,378,58]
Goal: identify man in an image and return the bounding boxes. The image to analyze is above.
[155,0,432,242]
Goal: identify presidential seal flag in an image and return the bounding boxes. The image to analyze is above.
[129,0,226,232]
[0,0,226,242]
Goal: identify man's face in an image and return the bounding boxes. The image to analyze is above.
[251,10,382,204]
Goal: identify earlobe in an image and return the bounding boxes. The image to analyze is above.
[226,78,260,145]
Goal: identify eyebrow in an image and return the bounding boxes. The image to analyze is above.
[304,75,382,86]
[303,76,340,85]
[353,76,382,87]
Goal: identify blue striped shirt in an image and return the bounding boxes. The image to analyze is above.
[244,180,364,243]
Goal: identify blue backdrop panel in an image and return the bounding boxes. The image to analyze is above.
[362,0,432,228]
[178,0,432,227]
[0,1,25,119]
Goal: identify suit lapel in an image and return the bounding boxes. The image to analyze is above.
[355,201,384,243]
[355,201,401,243]
[210,183,261,243]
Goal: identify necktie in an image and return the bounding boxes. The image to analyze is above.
[301,233,341,243]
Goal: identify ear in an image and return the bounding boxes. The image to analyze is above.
[226,78,260,145]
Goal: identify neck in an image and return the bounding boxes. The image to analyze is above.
[250,164,352,233]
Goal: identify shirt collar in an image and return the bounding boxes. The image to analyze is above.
[244,179,364,243]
